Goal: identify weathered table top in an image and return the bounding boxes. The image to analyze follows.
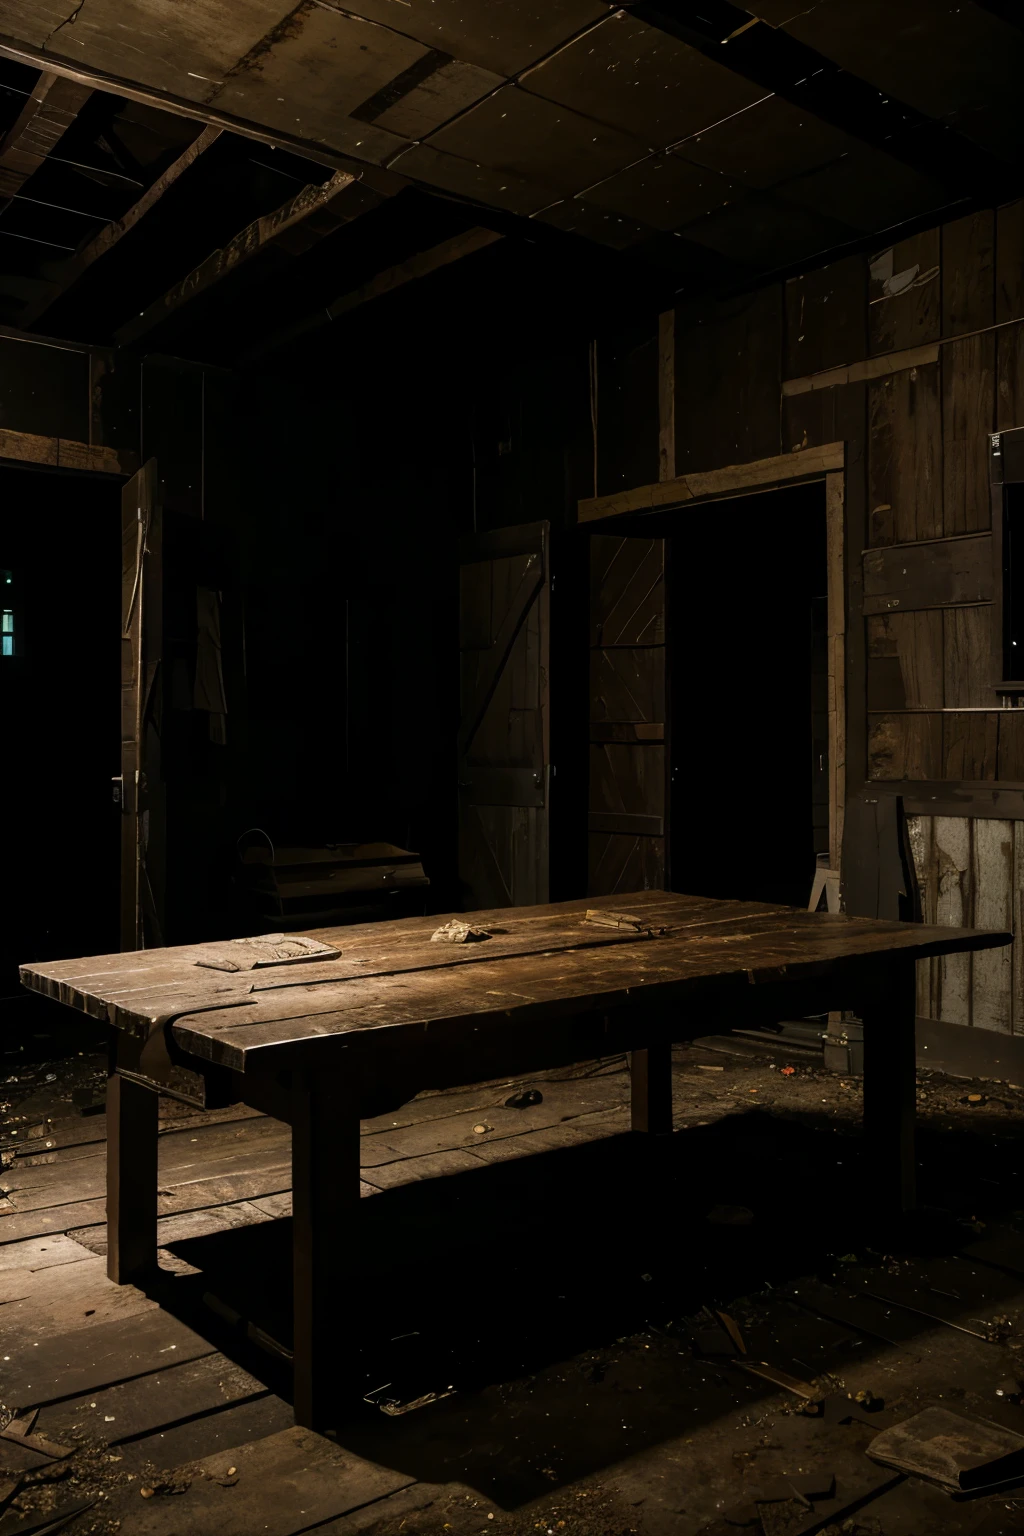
[20,892,1010,1075]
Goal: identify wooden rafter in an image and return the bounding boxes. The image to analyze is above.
[0,71,93,206]
[241,227,503,364]
[113,171,385,346]
[23,125,224,327]
[0,35,405,194]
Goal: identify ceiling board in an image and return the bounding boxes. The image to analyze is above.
[584,152,738,232]
[389,142,552,217]
[0,1,78,47]
[334,0,608,77]
[678,95,857,189]
[777,145,948,235]
[533,195,655,251]
[777,0,1024,158]
[205,4,423,162]
[422,83,648,200]
[13,0,294,108]
[521,11,766,148]
[680,190,854,270]
[372,58,504,140]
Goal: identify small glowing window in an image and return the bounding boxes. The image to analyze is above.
[2,609,13,656]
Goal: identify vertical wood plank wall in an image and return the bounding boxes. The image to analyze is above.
[591,196,1024,1044]
[908,815,1019,1034]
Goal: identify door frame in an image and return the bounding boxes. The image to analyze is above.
[578,440,847,882]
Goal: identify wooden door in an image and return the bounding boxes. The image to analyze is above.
[588,534,667,894]
[120,460,165,949]
[458,522,550,909]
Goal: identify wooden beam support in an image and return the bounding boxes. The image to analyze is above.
[23,124,223,327]
[241,226,503,364]
[826,470,846,877]
[783,342,941,398]
[577,442,844,523]
[0,70,92,206]
[658,308,675,482]
[113,171,382,346]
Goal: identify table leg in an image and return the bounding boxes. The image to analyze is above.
[861,955,917,1216]
[291,1068,362,1431]
[630,1042,673,1134]
[106,1071,158,1284]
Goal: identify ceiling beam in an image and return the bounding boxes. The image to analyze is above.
[239,226,504,366]
[619,0,1017,202]
[0,32,405,197]
[0,70,93,207]
[22,124,224,328]
[114,170,386,347]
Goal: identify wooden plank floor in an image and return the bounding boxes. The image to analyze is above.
[5,1048,1024,1536]
[0,1056,643,1534]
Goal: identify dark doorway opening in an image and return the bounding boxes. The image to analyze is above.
[0,464,122,1000]
[668,481,828,909]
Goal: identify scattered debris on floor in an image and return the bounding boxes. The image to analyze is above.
[8,1044,1024,1532]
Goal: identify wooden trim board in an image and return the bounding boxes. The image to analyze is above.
[577,442,844,523]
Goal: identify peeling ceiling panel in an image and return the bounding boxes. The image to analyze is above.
[584,152,739,232]
[421,84,648,201]
[21,0,294,107]
[204,4,424,161]
[521,11,767,149]
[777,0,1024,157]
[334,0,608,77]
[776,145,948,234]
[388,141,553,216]
[680,190,854,270]
[678,96,858,190]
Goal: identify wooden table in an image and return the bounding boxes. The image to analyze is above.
[20,890,1010,1430]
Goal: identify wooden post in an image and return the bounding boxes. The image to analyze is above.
[861,955,917,1216]
[658,309,675,482]
[825,469,846,882]
[630,1042,673,1134]
[291,1067,362,1430]
[106,1071,158,1284]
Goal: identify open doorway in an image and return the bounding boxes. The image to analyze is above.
[668,482,828,909]
[0,464,122,1000]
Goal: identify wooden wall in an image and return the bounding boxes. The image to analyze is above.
[590,196,1024,1043]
